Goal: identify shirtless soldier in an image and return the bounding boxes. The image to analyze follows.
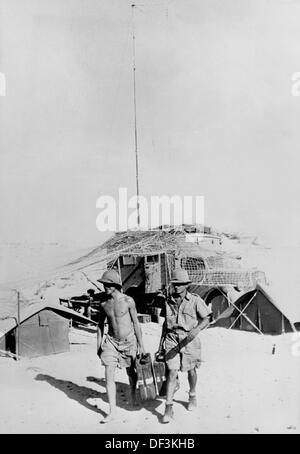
[97,270,145,423]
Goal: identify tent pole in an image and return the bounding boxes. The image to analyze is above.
[228,292,264,334]
[219,289,263,334]
[228,292,255,329]
[258,308,262,331]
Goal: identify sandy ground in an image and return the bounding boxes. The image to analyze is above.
[0,323,299,434]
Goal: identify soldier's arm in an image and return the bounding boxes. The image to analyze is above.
[193,315,210,334]
[186,297,211,342]
[128,298,145,354]
[158,309,167,352]
[159,321,167,349]
[97,305,106,355]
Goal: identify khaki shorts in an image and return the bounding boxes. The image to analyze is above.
[100,333,137,369]
[165,331,202,372]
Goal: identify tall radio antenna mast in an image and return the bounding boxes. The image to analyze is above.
[131,4,140,228]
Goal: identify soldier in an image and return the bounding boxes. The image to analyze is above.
[157,268,211,423]
[97,270,145,423]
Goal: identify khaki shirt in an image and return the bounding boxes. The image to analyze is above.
[164,291,211,332]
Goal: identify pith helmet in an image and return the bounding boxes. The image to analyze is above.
[97,270,122,288]
[170,268,191,284]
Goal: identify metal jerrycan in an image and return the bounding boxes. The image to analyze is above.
[135,353,158,401]
[152,357,167,397]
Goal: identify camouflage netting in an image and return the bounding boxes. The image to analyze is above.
[0,227,267,320]
[65,229,266,289]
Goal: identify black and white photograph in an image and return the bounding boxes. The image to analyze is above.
[0,0,299,436]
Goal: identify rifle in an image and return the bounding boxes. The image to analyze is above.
[164,318,211,362]
[80,271,103,292]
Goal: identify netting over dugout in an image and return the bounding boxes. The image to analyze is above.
[0,228,267,320]
[89,229,267,289]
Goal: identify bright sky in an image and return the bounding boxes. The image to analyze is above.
[0,0,300,247]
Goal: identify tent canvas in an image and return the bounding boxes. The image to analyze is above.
[212,283,299,335]
[0,309,70,358]
[0,302,96,358]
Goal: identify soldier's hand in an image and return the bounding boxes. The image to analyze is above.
[155,349,165,361]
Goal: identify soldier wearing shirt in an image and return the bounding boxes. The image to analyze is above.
[157,268,211,423]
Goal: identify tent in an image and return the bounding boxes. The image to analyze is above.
[205,288,231,320]
[212,283,300,335]
[188,285,229,317]
[0,302,96,358]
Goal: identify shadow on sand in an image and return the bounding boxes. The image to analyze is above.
[35,374,164,421]
[34,373,168,423]
[35,373,107,418]
[86,376,164,421]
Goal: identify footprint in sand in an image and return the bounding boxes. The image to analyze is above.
[100,414,129,424]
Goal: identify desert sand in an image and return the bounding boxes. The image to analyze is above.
[0,322,299,434]
[0,235,299,434]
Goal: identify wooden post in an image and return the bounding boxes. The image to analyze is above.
[16,291,20,360]
[158,253,161,290]
[164,253,169,295]
[117,256,123,291]
[281,313,285,334]
[164,253,173,300]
